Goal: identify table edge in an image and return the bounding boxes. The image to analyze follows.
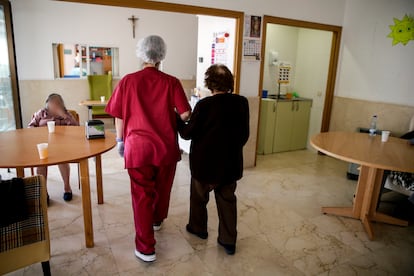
[310,133,414,173]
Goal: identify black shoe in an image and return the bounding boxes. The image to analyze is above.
[217,239,236,255]
[186,224,208,239]
[63,192,73,201]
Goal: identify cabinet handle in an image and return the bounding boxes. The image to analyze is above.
[296,102,299,111]
[273,103,276,112]
[291,102,294,111]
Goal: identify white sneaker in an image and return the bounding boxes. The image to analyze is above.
[134,249,156,262]
[153,222,162,231]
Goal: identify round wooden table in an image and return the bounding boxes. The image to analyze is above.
[0,126,116,247]
[311,132,414,240]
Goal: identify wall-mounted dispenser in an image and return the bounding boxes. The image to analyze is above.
[269,51,279,66]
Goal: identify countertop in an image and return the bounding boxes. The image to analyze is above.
[262,95,313,102]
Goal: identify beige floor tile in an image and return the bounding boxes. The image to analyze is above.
[2,149,413,275]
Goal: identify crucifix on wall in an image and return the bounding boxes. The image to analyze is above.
[128,15,139,39]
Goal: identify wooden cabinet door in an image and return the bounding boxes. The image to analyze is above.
[257,99,276,154]
[290,101,312,150]
[273,101,294,153]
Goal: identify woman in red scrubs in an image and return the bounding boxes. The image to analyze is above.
[105,35,191,262]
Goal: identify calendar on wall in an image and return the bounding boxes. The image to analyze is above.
[243,39,261,61]
[243,14,262,61]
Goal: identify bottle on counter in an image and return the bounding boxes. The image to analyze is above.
[369,115,378,136]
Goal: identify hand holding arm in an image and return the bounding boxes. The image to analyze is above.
[115,118,124,157]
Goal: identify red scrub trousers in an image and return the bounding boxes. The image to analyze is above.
[128,163,177,254]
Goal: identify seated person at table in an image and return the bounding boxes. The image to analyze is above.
[28,93,79,201]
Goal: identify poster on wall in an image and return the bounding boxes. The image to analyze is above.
[211,31,230,65]
[243,14,262,61]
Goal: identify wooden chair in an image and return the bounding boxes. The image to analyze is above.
[0,175,51,276]
[68,109,80,124]
[87,74,113,119]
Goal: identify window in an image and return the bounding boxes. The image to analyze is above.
[52,43,119,78]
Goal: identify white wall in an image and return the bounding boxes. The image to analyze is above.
[150,0,346,97]
[196,15,236,89]
[336,0,414,106]
[294,29,332,144]
[10,0,198,80]
[262,24,298,95]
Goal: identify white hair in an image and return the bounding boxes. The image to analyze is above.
[136,35,167,64]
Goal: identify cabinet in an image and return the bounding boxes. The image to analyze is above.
[258,99,312,154]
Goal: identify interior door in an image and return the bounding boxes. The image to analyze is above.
[0,0,21,131]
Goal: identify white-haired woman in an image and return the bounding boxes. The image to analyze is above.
[105,35,191,262]
[28,93,79,202]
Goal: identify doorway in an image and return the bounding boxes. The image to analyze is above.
[58,0,244,93]
[257,16,341,155]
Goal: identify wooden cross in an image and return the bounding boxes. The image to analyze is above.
[128,15,139,39]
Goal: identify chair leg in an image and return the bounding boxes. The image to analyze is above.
[41,261,51,276]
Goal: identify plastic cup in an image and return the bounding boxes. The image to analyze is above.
[37,143,48,159]
[47,121,55,133]
[262,90,268,98]
[381,130,390,142]
[100,96,105,103]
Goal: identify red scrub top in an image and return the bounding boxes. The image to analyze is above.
[105,67,191,168]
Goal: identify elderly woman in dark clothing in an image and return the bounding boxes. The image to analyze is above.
[28,93,79,201]
[178,64,250,255]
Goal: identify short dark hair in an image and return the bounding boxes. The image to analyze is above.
[204,64,234,93]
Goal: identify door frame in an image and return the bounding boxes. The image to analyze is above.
[258,15,342,132]
[1,0,22,128]
[57,0,244,93]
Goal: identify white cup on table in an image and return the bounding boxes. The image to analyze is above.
[100,96,105,103]
[37,143,48,159]
[47,121,55,133]
[381,130,390,142]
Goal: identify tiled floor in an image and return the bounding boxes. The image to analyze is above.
[2,149,413,275]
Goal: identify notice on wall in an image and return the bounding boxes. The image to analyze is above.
[211,31,230,66]
[243,15,262,61]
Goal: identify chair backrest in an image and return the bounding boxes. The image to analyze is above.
[0,175,50,275]
[68,109,80,124]
[87,74,113,100]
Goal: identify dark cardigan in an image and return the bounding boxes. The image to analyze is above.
[178,93,250,184]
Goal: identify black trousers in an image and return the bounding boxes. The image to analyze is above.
[188,177,237,245]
